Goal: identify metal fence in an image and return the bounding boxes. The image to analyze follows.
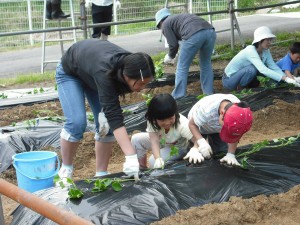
[0,0,295,50]
[0,0,234,49]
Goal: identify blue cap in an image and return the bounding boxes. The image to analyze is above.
[155,8,171,28]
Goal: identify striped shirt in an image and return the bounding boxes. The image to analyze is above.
[188,94,240,134]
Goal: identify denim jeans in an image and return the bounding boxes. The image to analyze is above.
[55,63,114,142]
[172,28,216,99]
[222,64,257,91]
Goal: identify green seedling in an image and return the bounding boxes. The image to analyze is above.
[122,109,133,115]
[196,94,207,100]
[232,89,253,99]
[54,175,84,199]
[155,60,164,80]
[55,176,136,199]
[25,119,38,129]
[91,178,124,192]
[142,93,153,106]
[257,76,277,88]
[32,109,59,117]
[87,113,94,122]
[0,93,8,99]
[236,134,300,169]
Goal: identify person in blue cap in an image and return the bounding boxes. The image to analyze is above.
[155,8,216,99]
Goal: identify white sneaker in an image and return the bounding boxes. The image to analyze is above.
[56,167,73,187]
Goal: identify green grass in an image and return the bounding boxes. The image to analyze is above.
[0,71,55,87]
[1,31,299,87]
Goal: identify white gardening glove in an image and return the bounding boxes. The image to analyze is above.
[183,147,205,164]
[293,76,300,83]
[153,157,165,169]
[197,138,213,159]
[123,154,140,181]
[115,0,121,9]
[98,111,110,137]
[285,77,300,87]
[163,54,176,65]
[220,153,241,167]
[85,0,92,9]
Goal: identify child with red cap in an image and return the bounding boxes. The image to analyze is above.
[185,94,253,166]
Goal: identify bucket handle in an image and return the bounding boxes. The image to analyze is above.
[13,155,60,181]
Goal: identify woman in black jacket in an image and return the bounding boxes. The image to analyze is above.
[56,39,155,182]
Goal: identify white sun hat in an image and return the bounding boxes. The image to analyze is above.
[252,26,276,44]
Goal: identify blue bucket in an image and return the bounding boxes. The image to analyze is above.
[12,151,60,193]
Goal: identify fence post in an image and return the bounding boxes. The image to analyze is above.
[0,195,5,225]
[80,0,88,39]
[229,0,235,50]
[207,0,212,25]
[113,0,118,35]
[26,0,34,46]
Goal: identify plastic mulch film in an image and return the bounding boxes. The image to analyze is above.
[10,139,300,225]
[1,88,300,173]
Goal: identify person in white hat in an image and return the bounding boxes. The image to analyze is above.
[155,8,216,99]
[222,26,300,90]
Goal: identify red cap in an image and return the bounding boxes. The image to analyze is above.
[220,105,253,143]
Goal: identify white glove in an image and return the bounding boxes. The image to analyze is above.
[98,111,110,137]
[183,147,205,164]
[197,138,213,159]
[123,154,140,181]
[220,153,241,167]
[153,157,165,169]
[163,54,176,65]
[85,0,92,9]
[115,0,121,9]
[293,76,300,83]
[285,77,300,87]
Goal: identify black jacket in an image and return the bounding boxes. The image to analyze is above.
[61,39,132,131]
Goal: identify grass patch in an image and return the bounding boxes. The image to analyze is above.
[0,71,55,87]
[1,31,299,87]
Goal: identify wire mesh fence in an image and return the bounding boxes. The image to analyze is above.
[0,0,233,50]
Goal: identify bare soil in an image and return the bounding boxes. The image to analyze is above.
[1,45,300,225]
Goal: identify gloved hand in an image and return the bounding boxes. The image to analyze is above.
[123,154,140,181]
[293,76,300,83]
[197,138,213,159]
[183,147,205,164]
[98,111,110,137]
[163,54,176,65]
[85,0,92,9]
[285,77,300,87]
[220,153,241,166]
[115,0,121,9]
[153,157,165,169]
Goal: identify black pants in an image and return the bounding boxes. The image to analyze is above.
[202,133,228,155]
[92,4,113,38]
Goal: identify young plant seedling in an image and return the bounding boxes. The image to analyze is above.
[142,93,153,106]
[236,134,299,169]
[54,175,84,199]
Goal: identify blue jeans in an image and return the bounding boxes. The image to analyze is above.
[172,28,216,99]
[222,64,257,91]
[55,63,114,142]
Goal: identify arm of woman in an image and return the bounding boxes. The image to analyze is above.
[246,48,283,81]
[113,126,136,155]
[149,132,161,159]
